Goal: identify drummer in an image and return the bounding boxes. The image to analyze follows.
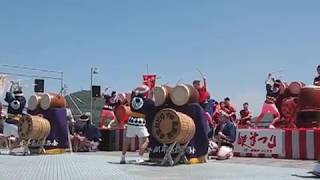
[314,65,320,86]
[238,102,253,128]
[120,85,154,164]
[212,111,237,160]
[255,73,281,128]
[193,77,209,109]
[224,97,237,122]
[101,90,119,128]
[72,113,101,152]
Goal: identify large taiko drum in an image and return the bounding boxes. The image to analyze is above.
[28,93,44,111]
[296,111,320,128]
[115,105,131,124]
[18,114,51,140]
[170,84,199,106]
[289,81,305,96]
[152,108,195,144]
[298,86,320,111]
[296,86,320,128]
[154,85,173,107]
[40,93,66,110]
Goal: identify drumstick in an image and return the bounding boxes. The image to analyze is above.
[176,79,183,85]
[196,68,205,79]
[270,69,284,75]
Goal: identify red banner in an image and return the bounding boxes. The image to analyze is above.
[143,74,156,89]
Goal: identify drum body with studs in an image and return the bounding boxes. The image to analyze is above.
[170,84,199,106]
[19,114,51,140]
[154,85,173,107]
[28,93,45,111]
[40,93,66,110]
[152,108,195,144]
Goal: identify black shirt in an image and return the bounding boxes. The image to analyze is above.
[215,120,237,147]
[314,76,320,86]
[5,92,26,115]
[266,84,280,98]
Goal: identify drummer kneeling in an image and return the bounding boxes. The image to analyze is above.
[212,112,237,160]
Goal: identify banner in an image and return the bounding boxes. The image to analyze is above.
[234,129,284,155]
[143,74,156,89]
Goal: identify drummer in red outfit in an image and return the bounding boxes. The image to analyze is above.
[238,102,253,128]
[224,97,237,122]
[193,77,209,109]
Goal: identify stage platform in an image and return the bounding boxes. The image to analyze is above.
[0,151,317,180]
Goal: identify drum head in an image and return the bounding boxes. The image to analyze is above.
[40,94,51,110]
[154,86,167,107]
[28,95,40,111]
[171,84,190,106]
[152,108,181,144]
[18,115,32,139]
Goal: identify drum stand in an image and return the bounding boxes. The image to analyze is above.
[21,139,46,155]
[161,141,189,166]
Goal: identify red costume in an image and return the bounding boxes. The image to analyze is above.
[239,109,252,128]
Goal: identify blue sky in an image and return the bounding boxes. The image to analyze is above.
[0,0,319,114]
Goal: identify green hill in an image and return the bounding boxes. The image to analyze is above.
[65,90,104,125]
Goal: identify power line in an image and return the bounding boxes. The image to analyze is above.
[0,71,62,80]
[0,64,62,74]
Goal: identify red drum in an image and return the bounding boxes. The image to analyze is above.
[40,93,66,110]
[298,86,320,112]
[154,85,173,107]
[170,84,199,106]
[289,81,305,96]
[28,93,44,111]
[115,105,131,125]
[296,111,320,128]
[296,86,320,128]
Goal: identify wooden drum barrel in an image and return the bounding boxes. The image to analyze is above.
[154,85,173,107]
[296,111,320,128]
[40,93,66,110]
[170,84,199,106]
[115,105,131,124]
[296,86,320,128]
[289,81,305,96]
[18,114,51,140]
[298,86,320,111]
[152,108,195,144]
[28,93,44,111]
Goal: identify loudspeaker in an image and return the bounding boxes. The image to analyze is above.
[92,85,101,97]
[34,79,44,93]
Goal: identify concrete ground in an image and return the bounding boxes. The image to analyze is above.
[0,150,318,180]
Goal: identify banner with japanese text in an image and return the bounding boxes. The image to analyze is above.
[234,129,284,155]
